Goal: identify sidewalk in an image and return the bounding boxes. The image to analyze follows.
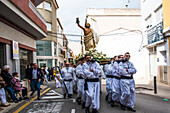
[0,85,48,113]
[102,79,170,100]
[136,81,170,100]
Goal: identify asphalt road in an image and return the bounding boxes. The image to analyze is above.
[10,80,170,113]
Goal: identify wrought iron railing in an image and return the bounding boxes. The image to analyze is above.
[147,21,163,44]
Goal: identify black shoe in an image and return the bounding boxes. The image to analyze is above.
[68,94,73,98]
[13,99,18,103]
[82,102,85,109]
[85,107,90,113]
[111,101,114,107]
[127,107,136,112]
[105,95,109,101]
[37,97,41,100]
[108,100,111,104]
[77,98,81,105]
[92,109,99,113]
[63,94,66,99]
[19,97,23,101]
[23,97,29,100]
[120,104,126,110]
[30,92,34,96]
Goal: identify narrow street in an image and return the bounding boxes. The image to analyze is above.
[9,81,170,113]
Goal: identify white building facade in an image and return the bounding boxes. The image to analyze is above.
[86,8,150,84]
[141,0,168,84]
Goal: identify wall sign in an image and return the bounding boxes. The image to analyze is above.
[12,41,19,59]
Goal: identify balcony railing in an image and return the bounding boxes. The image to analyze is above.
[147,21,164,45]
[29,0,46,24]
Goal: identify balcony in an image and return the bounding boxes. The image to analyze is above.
[147,21,164,45]
[0,0,46,39]
[29,0,46,24]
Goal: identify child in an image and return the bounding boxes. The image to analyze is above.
[55,70,62,88]
[11,72,28,100]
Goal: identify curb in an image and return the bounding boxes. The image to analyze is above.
[135,91,170,100]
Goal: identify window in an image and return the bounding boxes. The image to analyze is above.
[37,3,43,8]
[46,23,52,31]
[145,15,152,29]
[54,42,57,56]
[19,49,33,80]
[36,41,52,56]
[44,2,51,11]
[155,6,163,23]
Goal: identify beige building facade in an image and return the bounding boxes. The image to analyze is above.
[36,0,67,68]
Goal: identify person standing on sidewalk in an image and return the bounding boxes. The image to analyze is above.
[28,63,42,100]
[83,54,102,113]
[61,62,74,98]
[119,52,137,112]
[1,65,18,103]
[76,57,85,105]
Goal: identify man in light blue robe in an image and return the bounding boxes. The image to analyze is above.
[119,52,137,112]
[83,54,102,113]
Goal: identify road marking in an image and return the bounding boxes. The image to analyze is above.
[26,102,64,113]
[42,96,63,99]
[51,102,64,112]
[13,87,51,113]
[46,93,57,95]
[71,109,75,113]
[51,89,63,96]
[31,98,74,103]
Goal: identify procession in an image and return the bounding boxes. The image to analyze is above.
[59,51,136,113]
[1,0,170,113]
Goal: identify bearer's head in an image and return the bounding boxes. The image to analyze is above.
[78,57,84,65]
[85,23,90,28]
[85,54,91,62]
[113,56,118,61]
[118,55,124,60]
[124,52,130,61]
[65,62,69,67]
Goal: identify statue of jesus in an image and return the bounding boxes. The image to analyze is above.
[76,18,96,51]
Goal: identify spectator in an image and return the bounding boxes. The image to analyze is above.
[52,67,56,80]
[11,72,29,100]
[25,65,31,79]
[48,68,53,81]
[55,70,62,88]
[43,66,49,83]
[0,69,10,108]
[25,65,31,93]
[40,67,45,85]
[28,64,42,100]
[1,65,18,103]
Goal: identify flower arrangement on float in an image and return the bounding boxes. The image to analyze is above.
[74,48,110,65]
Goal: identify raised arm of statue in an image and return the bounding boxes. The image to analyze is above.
[77,23,85,31]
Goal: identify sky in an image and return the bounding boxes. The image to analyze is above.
[57,0,141,54]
